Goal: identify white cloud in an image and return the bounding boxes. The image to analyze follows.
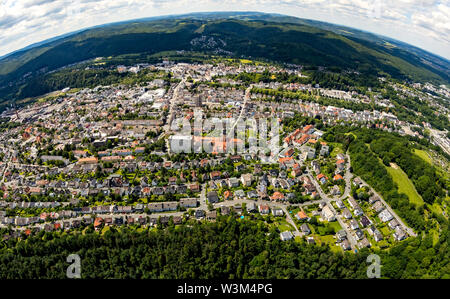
[0,0,448,59]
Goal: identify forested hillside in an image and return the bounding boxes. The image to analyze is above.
[0,217,448,279]
[0,12,449,107]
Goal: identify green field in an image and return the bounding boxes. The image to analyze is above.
[276,219,294,232]
[412,149,433,165]
[316,235,342,253]
[329,142,344,158]
[386,165,424,206]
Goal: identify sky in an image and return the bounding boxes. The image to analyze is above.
[0,0,449,60]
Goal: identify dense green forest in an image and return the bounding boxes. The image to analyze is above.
[0,217,448,279]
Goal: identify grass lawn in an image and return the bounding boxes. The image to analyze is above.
[428,228,440,246]
[329,142,344,158]
[327,221,343,233]
[386,165,424,206]
[412,149,433,165]
[380,226,391,237]
[276,220,294,232]
[316,234,342,253]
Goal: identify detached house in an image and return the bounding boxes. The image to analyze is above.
[240,173,253,187]
[207,191,219,204]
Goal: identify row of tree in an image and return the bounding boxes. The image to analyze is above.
[0,216,448,278]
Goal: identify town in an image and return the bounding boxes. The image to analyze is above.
[0,59,447,254]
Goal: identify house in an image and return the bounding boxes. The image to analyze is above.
[148,202,164,212]
[233,204,242,214]
[355,229,364,240]
[210,171,221,180]
[394,226,406,241]
[195,209,206,219]
[350,219,359,230]
[228,177,240,188]
[388,219,399,230]
[270,191,284,201]
[368,225,377,235]
[316,174,327,184]
[223,190,233,200]
[336,153,346,161]
[159,216,170,225]
[305,147,316,159]
[188,183,200,192]
[347,197,360,210]
[272,208,284,217]
[354,207,364,217]
[152,187,164,195]
[374,230,384,242]
[94,217,104,230]
[163,202,178,211]
[300,223,311,235]
[336,229,347,242]
[221,206,230,216]
[216,179,227,189]
[295,210,309,221]
[258,204,270,215]
[104,217,113,226]
[372,201,385,213]
[342,208,352,219]
[234,189,245,198]
[240,173,253,187]
[353,177,363,188]
[360,215,371,227]
[114,217,124,226]
[127,217,135,225]
[321,205,335,222]
[179,198,197,208]
[207,191,219,204]
[247,190,258,199]
[78,157,98,165]
[148,218,157,227]
[230,155,242,162]
[320,145,329,156]
[281,147,295,158]
[333,174,343,181]
[206,211,217,221]
[358,238,371,249]
[330,185,341,196]
[173,216,182,225]
[235,164,245,172]
[335,200,345,209]
[176,185,187,194]
[168,176,177,185]
[280,231,294,241]
[247,202,257,213]
[336,159,345,171]
[368,195,380,204]
[291,165,302,177]
[341,240,351,251]
[306,237,316,245]
[379,209,393,223]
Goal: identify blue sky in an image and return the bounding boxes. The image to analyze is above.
[0,0,449,59]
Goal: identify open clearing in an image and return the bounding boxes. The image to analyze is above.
[386,164,424,206]
[412,149,433,165]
